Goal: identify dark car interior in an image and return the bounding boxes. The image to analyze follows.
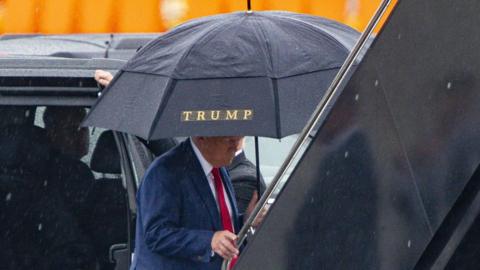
[0,34,166,270]
[0,105,129,270]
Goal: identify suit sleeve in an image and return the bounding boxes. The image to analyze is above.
[138,165,214,262]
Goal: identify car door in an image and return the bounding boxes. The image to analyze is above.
[0,57,137,270]
[110,132,156,270]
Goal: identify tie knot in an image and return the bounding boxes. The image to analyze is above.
[211,167,221,180]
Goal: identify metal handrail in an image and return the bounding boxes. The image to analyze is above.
[222,0,396,269]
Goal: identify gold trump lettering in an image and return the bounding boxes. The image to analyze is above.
[181,110,254,122]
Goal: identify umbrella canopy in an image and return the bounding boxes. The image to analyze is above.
[83,11,360,139]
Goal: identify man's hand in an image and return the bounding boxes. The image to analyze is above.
[94,70,113,87]
[211,230,239,260]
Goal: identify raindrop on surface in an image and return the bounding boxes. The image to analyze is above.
[355,94,360,101]
[5,192,12,202]
[407,240,411,248]
[25,110,30,117]
[310,197,315,204]
[38,223,43,231]
[344,151,349,158]
[374,80,379,87]
[446,82,453,90]
[43,180,48,187]
[397,33,402,39]
[326,170,331,176]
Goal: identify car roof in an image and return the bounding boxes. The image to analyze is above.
[0,33,159,60]
[0,57,125,106]
[0,33,159,106]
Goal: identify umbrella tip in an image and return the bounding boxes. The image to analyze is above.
[247,0,252,13]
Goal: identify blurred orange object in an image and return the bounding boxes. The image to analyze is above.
[0,0,395,34]
[76,0,116,33]
[0,1,5,33]
[4,0,39,33]
[116,0,164,32]
[37,0,76,33]
[309,0,346,25]
[265,0,307,13]
[160,0,226,29]
[183,0,223,20]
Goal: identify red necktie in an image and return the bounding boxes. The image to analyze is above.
[212,167,237,269]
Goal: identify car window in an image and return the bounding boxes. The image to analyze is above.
[244,135,298,186]
[0,105,128,270]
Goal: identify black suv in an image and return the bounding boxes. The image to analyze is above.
[0,34,296,270]
[0,34,161,270]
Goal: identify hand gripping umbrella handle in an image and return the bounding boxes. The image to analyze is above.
[221,0,397,269]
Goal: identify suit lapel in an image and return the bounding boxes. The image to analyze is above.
[183,141,221,230]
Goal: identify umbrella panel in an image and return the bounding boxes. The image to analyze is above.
[277,69,338,137]
[86,68,343,140]
[151,76,277,139]
[84,72,169,139]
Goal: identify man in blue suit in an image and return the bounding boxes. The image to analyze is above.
[130,136,249,270]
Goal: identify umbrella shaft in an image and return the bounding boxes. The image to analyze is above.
[255,136,261,194]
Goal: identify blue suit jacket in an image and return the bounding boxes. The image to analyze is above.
[130,140,241,270]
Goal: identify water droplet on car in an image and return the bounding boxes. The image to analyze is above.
[38,223,43,231]
[344,151,349,158]
[407,240,411,248]
[355,94,359,101]
[446,82,453,90]
[374,80,379,87]
[43,180,48,187]
[5,192,12,202]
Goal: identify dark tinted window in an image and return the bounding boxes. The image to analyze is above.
[0,105,127,270]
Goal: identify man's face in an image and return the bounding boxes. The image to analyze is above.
[196,136,244,167]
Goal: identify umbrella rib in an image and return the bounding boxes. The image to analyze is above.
[267,12,353,52]
[271,78,282,138]
[172,16,245,77]
[251,16,275,76]
[130,17,222,62]
[147,78,177,140]
[267,13,354,76]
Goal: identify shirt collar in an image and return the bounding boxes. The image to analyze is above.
[235,149,243,156]
[190,138,213,177]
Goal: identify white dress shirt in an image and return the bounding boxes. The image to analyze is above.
[190,138,234,224]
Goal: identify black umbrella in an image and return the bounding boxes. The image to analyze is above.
[83,11,360,140]
[83,11,360,196]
